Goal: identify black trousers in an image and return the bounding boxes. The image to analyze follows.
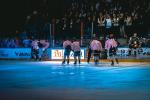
[87,48,92,63]
[32,48,39,60]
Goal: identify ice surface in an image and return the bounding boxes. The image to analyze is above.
[0,60,150,100]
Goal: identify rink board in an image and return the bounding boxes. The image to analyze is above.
[0,48,150,59]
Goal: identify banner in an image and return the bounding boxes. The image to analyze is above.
[0,48,31,58]
[117,47,150,56]
[51,49,85,59]
[0,48,149,59]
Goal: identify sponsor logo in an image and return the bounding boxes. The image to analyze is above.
[15,52,31,57]
[53,50,62,57]
[51,49,85,59]
[0,50,8,57]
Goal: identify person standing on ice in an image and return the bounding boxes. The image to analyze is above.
[105,33,119,66]
[71,38,81,65]
[90,37,103,65]
[62,38,72,64]
[31,39,40,60]
[40,40,49,60]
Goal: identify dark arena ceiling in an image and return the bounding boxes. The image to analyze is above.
[0,0,68,32]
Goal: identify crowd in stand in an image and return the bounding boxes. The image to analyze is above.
[13,0,150,40]
[55,0,150,38]
[0,37,63,48]
[0,0,150,48]
[0,38,19,48]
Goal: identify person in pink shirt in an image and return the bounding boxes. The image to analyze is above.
[62,38,72,64]
[105,34,119,66]
[40,40,50,60]
[90,37,103,65]
[71,38,81,64]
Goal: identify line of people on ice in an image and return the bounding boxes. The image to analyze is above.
[30,32,141,65]
[88,32,142,65]
[61,33,142,66]
[62,38,81,65]
[87,33,119,66]
[61,33,119,66]
[31,39,49,61]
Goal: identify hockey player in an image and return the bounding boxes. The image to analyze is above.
[90,37,103,65]
[62,38,72,64]
[105,34,119,66]
[71,38,81,65]
[31,39,40,60]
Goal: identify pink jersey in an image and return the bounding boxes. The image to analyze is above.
[71,41,80,51]
[43,42,49,49]
[32,40,39,49]
[90,40,102,51]
[63,40,72,48]
[105,39,118,50]
[40,40,49,50]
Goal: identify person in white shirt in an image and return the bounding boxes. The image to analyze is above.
[105,15,112,37]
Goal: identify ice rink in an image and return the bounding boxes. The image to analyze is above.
[0,60,150,100]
